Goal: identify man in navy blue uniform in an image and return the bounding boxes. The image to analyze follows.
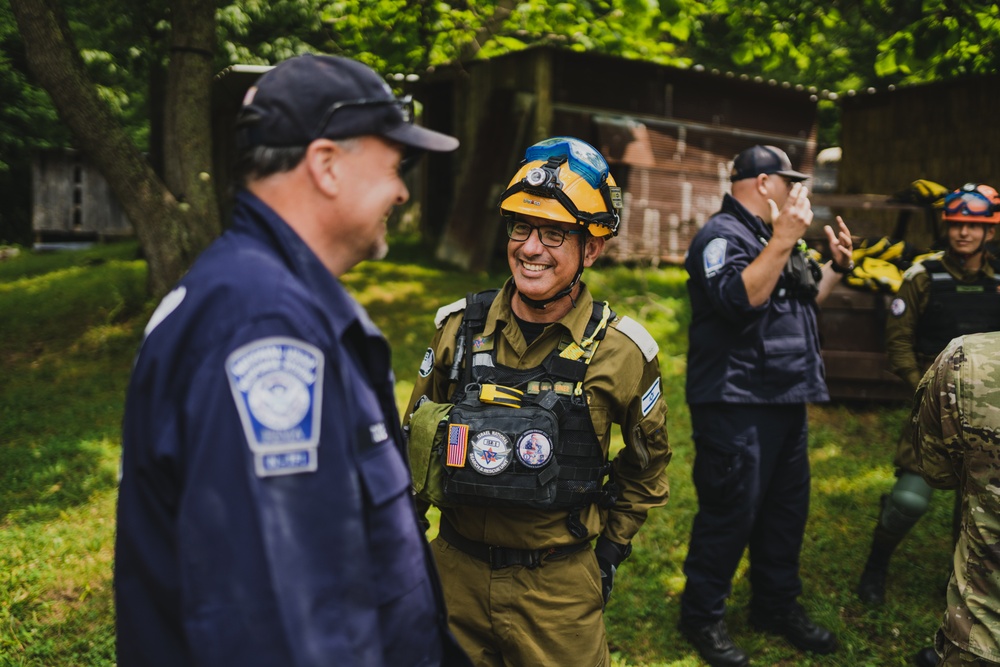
[115,54,470,667]
[679,145,854,666]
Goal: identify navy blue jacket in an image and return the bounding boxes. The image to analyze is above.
[116,190,468,667]
[684,194,829,405]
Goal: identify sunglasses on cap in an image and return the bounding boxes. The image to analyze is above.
[311,94,414,141]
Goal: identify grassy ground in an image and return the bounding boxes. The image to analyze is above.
[0,237,949,666]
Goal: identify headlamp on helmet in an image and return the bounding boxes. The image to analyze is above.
[498,137,622,237]
[942,183,1000,225]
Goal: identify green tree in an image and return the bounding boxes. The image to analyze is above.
[10,0,218,296]
[7,0,998,290]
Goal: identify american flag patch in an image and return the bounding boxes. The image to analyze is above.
[446,424,469,467]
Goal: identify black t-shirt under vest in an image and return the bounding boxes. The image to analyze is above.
[916,258,1000,357]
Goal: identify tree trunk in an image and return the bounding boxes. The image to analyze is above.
[163,0,220,255]
[9,0,219,297]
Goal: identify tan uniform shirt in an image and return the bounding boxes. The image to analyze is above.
[404,279,671,549]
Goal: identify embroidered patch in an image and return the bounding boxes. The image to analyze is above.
[472,334,494,351]
[890,298,906,317]
[144,286,186,338]
[419,347,435,377]
[468,430,512,475]
[369,422,389,445]
[641,378,662,416]
[226,338,323,471]
[516,430,553,468]
[446,424,469,467]
[703,238,728,278]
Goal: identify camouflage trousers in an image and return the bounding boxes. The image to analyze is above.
[937,631,1000,666]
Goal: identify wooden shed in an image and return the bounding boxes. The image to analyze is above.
[408,46,820,270]
[31,148,132,242]
[838,73,1000,201]
[810,73,1000,402]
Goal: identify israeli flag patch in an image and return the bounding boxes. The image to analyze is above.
[641,378,662,416]
[226,337,324,477]
[703,238,728,277]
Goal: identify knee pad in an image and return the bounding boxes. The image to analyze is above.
[880,472,933,535]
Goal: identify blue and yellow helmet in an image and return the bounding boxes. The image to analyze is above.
[498,137,622,237]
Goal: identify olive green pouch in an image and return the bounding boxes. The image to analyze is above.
[407,400,454,507]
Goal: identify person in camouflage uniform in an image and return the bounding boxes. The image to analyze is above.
[858,184,1000,622]
[913,331,1000,666]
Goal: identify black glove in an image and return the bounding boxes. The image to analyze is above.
[594,536,632,608]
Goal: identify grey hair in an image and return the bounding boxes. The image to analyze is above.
[238,138,362,184]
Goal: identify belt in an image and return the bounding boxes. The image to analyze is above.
[439,516,590,570]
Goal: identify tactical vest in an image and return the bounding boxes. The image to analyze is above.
[916,259,1000,357]
[439,290,617,519]
[773,246,822,301]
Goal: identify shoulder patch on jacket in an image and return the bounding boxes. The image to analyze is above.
[434,297,467,329]
[903,252,943,280]
[613,316,659,362]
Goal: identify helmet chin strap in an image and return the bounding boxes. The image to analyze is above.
[517,238,586,310]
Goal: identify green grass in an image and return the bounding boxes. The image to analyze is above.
[0,238,949,666]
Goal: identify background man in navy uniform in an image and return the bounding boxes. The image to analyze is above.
[115,54,470,667]
[679,145,854,667]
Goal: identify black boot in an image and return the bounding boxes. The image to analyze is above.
[857,502,906,605]
[679,618,750,667]
[914,646,939,667]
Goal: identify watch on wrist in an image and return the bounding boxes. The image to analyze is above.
[831,259,854,274]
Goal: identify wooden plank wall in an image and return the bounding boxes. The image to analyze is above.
[839,74,1000,197]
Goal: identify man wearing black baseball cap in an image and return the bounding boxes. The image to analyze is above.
[116,54,470,666]
[678,145,854,666]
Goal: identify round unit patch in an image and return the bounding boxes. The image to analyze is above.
[516,430,553,468]
[468,430,512,475]
[890,298,906,317]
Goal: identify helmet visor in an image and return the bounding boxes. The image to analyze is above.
[524,137,609,189]
[944,190,994,218]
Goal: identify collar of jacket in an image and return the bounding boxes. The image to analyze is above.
[485,278,598,349]
[232,189,388,350]
[721,193,771,241]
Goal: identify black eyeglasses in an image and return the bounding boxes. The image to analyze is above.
[506,219,583,248]
[312,94,414,140]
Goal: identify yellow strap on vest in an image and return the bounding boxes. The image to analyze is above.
[479,383,524,408]
[563,301,611,396]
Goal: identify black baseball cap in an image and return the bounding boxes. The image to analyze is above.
[729,145,808,182]
[236,54,458,153]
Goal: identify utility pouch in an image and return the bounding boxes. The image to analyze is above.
[407,400,455,507]
[442,387,562,508]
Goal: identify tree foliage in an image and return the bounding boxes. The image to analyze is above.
[2,0,998,288]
